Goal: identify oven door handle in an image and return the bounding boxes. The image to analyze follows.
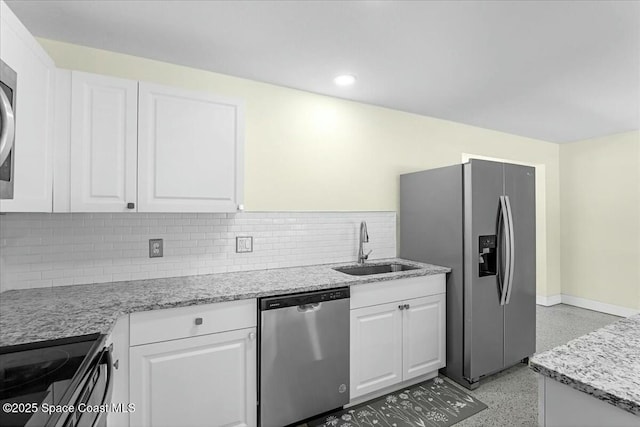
[91,347,114,427]
[54,346,114,427]
[0,88,15,167]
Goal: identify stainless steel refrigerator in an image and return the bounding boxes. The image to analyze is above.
[400,159,536,389]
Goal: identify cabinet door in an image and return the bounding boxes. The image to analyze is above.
[70,71,138,212]
[350,302,403,399]
[402,294,446,381]
[130,328,257,427]
[138,82,244,212]
[0,2,54,212]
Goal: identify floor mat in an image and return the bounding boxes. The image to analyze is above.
[307,377,487,427]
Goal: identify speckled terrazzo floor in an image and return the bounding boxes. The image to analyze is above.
[449,304,621,427]
[298,305,621,427]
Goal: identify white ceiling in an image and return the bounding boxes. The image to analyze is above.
[6,0,640,143]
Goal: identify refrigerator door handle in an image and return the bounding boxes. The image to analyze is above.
[498,196,511,306]
[0,88,15,167]
[504,196,516,304]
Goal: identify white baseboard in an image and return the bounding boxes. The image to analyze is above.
[560,295,639,318]
[536,293,639,317]
[536,294,562,306]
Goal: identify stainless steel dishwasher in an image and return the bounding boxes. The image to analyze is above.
[259,287,350,427]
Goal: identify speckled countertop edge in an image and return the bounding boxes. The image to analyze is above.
[0,258,450,347]
[530,315,640,416]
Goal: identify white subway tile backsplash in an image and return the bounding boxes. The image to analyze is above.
[0,211,396,292]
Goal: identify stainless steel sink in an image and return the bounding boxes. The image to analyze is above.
[333,263,420,276]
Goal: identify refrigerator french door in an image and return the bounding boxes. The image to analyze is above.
[400,159,535,389]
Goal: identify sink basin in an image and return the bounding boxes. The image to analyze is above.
[333,263,420,276]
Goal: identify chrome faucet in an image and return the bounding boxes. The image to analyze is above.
[358,221,372,264]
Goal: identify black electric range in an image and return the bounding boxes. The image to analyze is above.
[0,333,112,427]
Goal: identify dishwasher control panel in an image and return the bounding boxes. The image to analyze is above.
[322,289,348,300]
[260,287,350,310]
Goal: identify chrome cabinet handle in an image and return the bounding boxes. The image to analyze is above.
[248,332,256,341]
[398,305,404,310]
[0,89,15,167]
[404,304,410,310]
[194,317,203,325]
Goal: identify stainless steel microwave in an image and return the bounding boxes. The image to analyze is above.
[0,59,17,199]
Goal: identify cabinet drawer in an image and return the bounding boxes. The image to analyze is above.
[130,299,256,346]
[350,274,445,310]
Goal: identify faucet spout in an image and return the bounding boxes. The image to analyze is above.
[358,221,371,264]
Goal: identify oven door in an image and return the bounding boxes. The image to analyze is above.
[0,59,17,200]
[44,346,113,427]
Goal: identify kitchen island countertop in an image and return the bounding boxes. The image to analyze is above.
[529,314,640,416]
[0,258,449,347]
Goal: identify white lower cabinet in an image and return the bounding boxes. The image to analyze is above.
[350,275,446,400]
[130,328,257,427]
[402,294,446,381]
[402,295,446,380]
[350,302,403,398]
[127,299,257,427]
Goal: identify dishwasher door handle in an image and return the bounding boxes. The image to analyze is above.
[297,303,321,313]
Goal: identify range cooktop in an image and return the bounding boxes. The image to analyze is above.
[0,334,103,427]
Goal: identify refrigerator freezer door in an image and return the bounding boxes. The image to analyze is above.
[463,160,505,381]
[503,163,536,366]
[400,166,465,385]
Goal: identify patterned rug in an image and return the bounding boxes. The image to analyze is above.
[307,377,487,427]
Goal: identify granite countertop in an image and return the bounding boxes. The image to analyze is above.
[530,314,640,416]
[0,258,449,347]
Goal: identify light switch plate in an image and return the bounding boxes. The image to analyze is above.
[149,239,163,258]
[236,236,253,253]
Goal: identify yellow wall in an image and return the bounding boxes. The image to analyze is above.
[38,39,562,297]
[560,131,640,310]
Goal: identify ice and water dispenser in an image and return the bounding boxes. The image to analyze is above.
[479,235,497,276]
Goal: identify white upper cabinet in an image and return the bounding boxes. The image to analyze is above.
[70,71,138,212]
[0,1,54,212]
[138,83,244,212]
[55,72,244,213]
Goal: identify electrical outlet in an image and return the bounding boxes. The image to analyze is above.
[236,236,253,253]
[149,239,163,258]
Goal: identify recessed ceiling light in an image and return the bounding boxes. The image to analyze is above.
[334,74,357,86]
